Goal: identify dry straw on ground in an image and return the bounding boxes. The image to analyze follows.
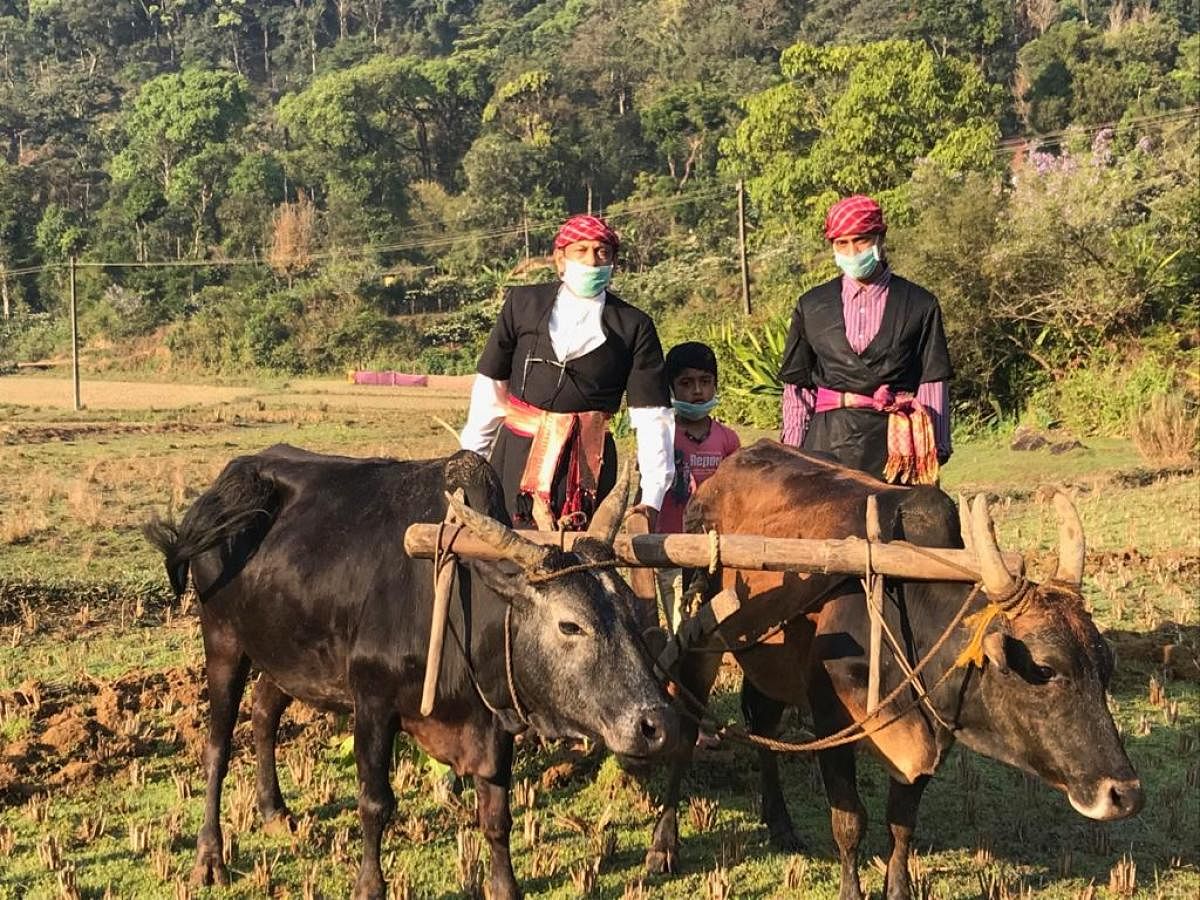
[1132,394,1198,466]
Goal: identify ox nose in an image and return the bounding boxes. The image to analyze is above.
[1106,778,1145,818]
[636,705,676,755]
[1072,777,1145,820]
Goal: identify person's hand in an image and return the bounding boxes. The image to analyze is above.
[627,503,658,532]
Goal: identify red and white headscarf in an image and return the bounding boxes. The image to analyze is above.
[824,195,886,241]
[554,214,620,253]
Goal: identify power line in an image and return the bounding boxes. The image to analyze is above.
[315,185,733,257]
[996,105,1200,154]
[0,184,733,278]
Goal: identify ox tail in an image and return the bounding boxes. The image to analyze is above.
[142,458,281,598]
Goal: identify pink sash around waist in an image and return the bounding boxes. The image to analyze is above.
[814,385,939,485]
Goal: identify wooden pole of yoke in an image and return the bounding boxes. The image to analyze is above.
[420,490,464,717]
[864,496,884,714]
[403,527,1024,584]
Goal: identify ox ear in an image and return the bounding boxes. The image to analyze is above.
[982,629,1010,675]
[469,559,538,607]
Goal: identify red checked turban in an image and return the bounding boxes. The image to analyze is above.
[824,195,886,240]
[554,215,620,252]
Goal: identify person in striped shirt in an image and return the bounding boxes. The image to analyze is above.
[778,195,952,484]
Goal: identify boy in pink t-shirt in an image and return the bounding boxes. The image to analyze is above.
[655,342,740,632]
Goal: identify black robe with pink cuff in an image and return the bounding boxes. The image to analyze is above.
[778,275,953,478]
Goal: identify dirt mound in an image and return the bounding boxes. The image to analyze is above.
[0,666,208,801]
[1107,623,1200,682]
[0,665,334,801]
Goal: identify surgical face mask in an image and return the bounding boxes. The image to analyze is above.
[834,243,881,280]
[561,259,613,298]
[672,396,719,421]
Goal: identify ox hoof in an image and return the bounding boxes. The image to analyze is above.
[190,856,230,887]
[351,881,385,900]
[769,828,806,853]
[261,812,297,837]
[352,867,386,900]
[644,847,679,876]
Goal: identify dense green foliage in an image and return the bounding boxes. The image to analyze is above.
[0,0,1195,431]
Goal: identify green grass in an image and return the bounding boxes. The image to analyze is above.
[1,384,1197,898]
[2,617,1196,898]
[942,438,1146,492]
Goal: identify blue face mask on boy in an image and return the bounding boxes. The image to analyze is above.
[672,396,719,420]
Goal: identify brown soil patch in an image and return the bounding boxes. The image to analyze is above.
[0,375,472,413]
[0,664,334,801]
[0,420,224,445]
[0,666,208,800]
[1107,623,1200,683]
[0,377,254,410]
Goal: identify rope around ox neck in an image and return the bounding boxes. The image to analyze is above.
[503,605,531,726]
[648,583,985,754]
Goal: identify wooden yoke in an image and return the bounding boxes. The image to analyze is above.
[420,489,463,717]
[623,507,660,631]
[404,527,1024,584]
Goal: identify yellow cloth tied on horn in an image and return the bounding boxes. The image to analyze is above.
[953,585,1032,670]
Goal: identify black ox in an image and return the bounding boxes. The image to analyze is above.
[146,445,676,900]
[646,441,1143,900]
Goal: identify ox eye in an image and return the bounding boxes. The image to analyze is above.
[1033,664,1058,684]
[558,621,584,637]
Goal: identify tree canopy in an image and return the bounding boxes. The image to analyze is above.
[0,0,1194,425]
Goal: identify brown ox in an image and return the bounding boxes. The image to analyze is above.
[645,440,1142,900]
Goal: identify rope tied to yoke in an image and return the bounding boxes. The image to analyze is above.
[707,529,721,574]
[650,581,988,753]
[526,559,621,583]
[430,520,532,727]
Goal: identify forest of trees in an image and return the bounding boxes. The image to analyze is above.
[0,0,1196,433]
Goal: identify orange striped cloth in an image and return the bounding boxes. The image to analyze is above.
[504,396,610,530]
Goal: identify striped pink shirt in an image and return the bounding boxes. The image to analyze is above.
[780,269,951,459]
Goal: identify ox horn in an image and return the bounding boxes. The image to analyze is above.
[970,493,1016,599]
[587,461,633,544]
[957,493,974,555]
[444,492,549,572]
[1052,490,1085,588]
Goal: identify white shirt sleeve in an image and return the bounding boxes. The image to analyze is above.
[459,374,509,456]
[628,406,676,511]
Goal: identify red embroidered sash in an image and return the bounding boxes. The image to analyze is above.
[504,396,610,530]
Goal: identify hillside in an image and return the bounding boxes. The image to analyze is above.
[0,0,1196,433]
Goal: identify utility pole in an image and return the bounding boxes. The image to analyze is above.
[736,179,751,316]
[69,255,80,411]
[523,206,530,262]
